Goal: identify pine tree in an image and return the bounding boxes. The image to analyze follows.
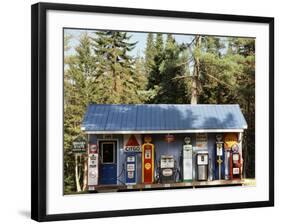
[228,38,255,178]
[64,32,96,193]
[153,34,188,103]
[93,31,141,103]
[134,54,149,102]
[146,33,165,100]
[144,33,155,76]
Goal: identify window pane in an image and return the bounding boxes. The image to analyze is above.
[102,143,114,163]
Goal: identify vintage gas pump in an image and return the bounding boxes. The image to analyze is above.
[125,152,137,185]
[182,136,193,182]
[142,136,155,184]
[159,155,176,183]
[196,151,209,181]
[230,144,241,179]
[224,133,238,180]
[215,134,225,180]
[88,144,99,188]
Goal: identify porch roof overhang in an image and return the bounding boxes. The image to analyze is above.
[81,129,245,134]
[81,104,248,134]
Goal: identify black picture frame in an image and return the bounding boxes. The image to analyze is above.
[31,2,274,222]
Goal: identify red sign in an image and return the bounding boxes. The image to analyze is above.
[142,143,154,184]
[124,135,141,152]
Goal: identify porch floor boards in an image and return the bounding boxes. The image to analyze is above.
[91,179,246,193]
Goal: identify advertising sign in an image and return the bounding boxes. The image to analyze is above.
[123,135,141,152]
[224,133,238,149]
[165,134,175,143]
[72,141,86,153]
[195,133,208,150]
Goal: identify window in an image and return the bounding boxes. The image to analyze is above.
[101,142,115,164]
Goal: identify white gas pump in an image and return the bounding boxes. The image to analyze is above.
[183,136,193,182]
[88,144,99,190]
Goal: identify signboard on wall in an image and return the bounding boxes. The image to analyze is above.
[195,133,208,150]
[224,133,238,149]
[165,134,175,143]
[123,134,141,152]
[72,141,86,153]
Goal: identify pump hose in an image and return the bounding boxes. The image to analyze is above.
[111,163,126,185]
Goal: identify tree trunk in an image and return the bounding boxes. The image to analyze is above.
[191,35,201,105]
[82,155,88,191]
[75,154,82,192]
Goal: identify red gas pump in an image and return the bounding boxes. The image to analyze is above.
[142,136,154,184]
[230,143,241,179]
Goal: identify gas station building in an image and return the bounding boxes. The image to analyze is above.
[81,104,248,192]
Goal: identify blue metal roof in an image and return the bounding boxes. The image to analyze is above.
[81,104,247,132]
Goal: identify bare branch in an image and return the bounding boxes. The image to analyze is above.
[172,75,193,80]
[205,72,234,89]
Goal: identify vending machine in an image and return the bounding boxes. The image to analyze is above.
[159,155,176,183]
[182,136,193,182]
[214,134,225,180]
[230,144,241,179]
[142,136,154,184]
[88,144,99,189]
[125,152,137,185]
[196,151,209,181]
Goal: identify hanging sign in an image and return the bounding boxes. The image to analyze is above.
[165,134,175,143]
[124,135,141,152]
[224,133,238,150]
[196,133,208,150]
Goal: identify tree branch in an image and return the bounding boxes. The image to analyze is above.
[205,72,234,89]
